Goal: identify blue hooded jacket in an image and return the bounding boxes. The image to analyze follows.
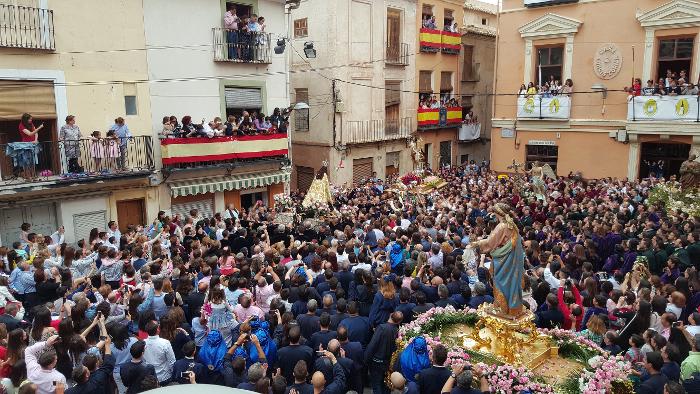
[399,336,431,382]
[198,330,228,372]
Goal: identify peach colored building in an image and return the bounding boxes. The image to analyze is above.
[415,0,465,168]
[491,0,700,180]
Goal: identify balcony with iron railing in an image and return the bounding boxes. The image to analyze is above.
[212,28,272,64]
[386,42,409,66]
[0,4,54,50]
[0,136,154,186]
[160,133,289,170]
[343,117,412,144]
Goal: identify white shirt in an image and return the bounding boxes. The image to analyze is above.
[25,341,67,394]
[351,262,372,273]
[543,266,560,289]
[107,228,121,242]
[143,335,176,382]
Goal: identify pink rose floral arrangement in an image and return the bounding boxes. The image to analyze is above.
[538,328,606,354]
[578,355,633,394]
[476,363,554,394]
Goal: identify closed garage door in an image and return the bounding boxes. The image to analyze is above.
[171,196,215,222]
[353,158,373,185]
[296,166,314,192]
[73,211,107,244]
[0,203,57,247]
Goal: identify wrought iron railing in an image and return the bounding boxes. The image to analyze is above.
[0,136,154,182]
[0,4,54,50]
[212,28,272,63]
[386,42,409,66]
[343,117,412,144]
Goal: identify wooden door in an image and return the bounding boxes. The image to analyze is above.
[386,9,401,61]
[116,199,145,233]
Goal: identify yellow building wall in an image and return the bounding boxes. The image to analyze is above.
[0,0,152,134]
[490,129,630,179]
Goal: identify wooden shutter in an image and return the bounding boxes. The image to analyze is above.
[385,81,401,106]
[353,158,373,185]
[462,45,474,81]
[419,71,433,93]
[440,72,453,91]
[387,9,401,59]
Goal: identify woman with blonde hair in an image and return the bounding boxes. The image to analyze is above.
[578,314,606,345]
[369,278,398,327]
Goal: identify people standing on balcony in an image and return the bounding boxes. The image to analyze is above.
[248,14,261,62]
[254,113,269,133]
[642,80,656,96]
[109,117,132,171]
[656,78,668,96]
[526,82,537,96]
[518,84,528,98]
[19,113,44,143]
[89,131,105,173]
[105,130,121,172]
[60,115,82,173]
[224,5,240,60]
[224,115,239,137]
[422,15,437,29]
[682,83,699,96]
[668,80,682,96]
[560,79,573,96]
[270,108,284,128]
[161,116,175,139]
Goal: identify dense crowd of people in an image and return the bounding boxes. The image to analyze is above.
[160,109,289,139]
[0,163,699,394]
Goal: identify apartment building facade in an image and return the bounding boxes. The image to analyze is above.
[143,0,291,218]
[491,0,700,180]
[0,0,155,245]
[290,0,417,190]
[458,0,497,164]
[414,0,464,169]
[0,0,291,246]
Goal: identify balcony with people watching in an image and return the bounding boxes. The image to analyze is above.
[419,14,461,54]
[516,78,573,120]
[626,70,700,122]
[459,109,481,142]
[159,110,289,170]
[0,3,55,50]
[213,5,271,64]
[1,114,154,187]
[417,95,463,130]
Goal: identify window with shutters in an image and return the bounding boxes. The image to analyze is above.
[386,9,401,63]
[294,18,308,38]
[440,71,453,102]
[419,71,433,93]
[443,9,453,29]
[462,45,475,81]
[73,211,107,244]
[421,4,433,22]
[224,87,263,118]
[385,81,401,134]
[353,158,374,185]
[294,88,309,132]
[296,166,314,192]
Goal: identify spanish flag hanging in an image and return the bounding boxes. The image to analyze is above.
[419,28,441,52]
[441,31,461,54]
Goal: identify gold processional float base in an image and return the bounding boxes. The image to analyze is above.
[438,304,584,386]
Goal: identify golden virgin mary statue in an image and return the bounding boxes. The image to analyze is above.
[302,161,333,207]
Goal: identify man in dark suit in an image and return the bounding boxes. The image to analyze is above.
[339,301,372,348]
[185,282,207,322]
[337,326,364,393]
[365,311,402,394]
[536,293,564,329]
[120,341,157,394]
[275,326,313,384]
[67,337,116,394]
[171,341,206,384]
[297,300,321,341]
[309,313,337,352]
[416,344,452,394]
[329,299,349,330]
[0,303,22,332]
[638,352,668,394]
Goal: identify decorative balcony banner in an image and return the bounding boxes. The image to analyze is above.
[459,123,481,141]
[160,133,288,165]
[627,95,700,121]
[417,107,462,128]
[516,96,571,119]
[419,28,441,52]
[441,31,461,54]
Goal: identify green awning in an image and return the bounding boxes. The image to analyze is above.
[169,170,290,197]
